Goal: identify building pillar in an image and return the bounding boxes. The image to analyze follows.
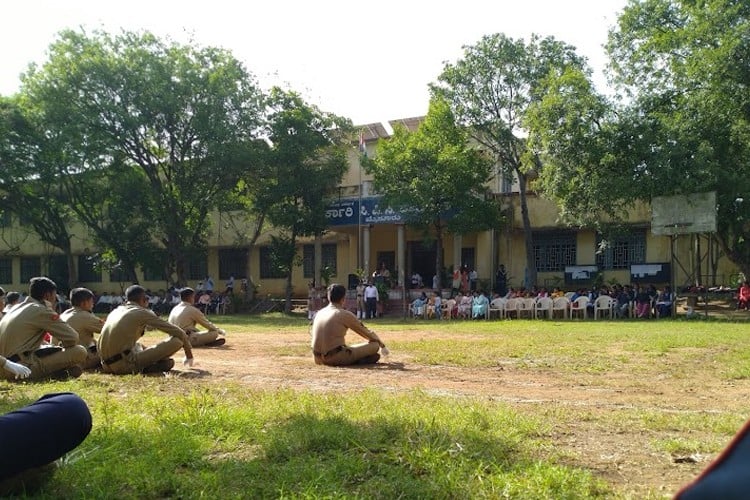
[363,225,371,278]
[397,224,405,288]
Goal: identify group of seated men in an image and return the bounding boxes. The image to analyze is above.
[94,288,230,316]
[0,277,226,382]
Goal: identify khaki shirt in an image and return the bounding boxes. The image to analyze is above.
[0,297,80,357]
[168,302,218,332]
[98,302,189,359]
[311,303,376,355]
[60,307,104,347]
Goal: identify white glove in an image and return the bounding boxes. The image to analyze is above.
[182,356,194,368]
[218,329,226,336]
[380,346,390,357]
[4,360,31,379]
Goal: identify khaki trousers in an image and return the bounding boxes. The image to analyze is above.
[315,341,380,366]
[102,337,183,374]
[187,329,219,347]
[7,346,88,381]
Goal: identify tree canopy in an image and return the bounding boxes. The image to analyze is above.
[431,33,590,287]
[18,29,266,284]
[365,97,504,289]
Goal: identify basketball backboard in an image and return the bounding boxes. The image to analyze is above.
[651,192,717,236]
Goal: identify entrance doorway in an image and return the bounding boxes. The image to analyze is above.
[407,241,436,289]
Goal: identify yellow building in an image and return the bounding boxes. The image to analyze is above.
[0,118,739,297]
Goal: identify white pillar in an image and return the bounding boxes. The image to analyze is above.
[363,225,371,277]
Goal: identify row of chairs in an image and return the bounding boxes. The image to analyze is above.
[484,296,615,320]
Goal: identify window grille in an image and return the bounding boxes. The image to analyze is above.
[596,231,646,270]
[533,232,577,272]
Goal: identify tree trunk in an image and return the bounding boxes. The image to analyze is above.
[65,245,77,289]
[517,169,537,288]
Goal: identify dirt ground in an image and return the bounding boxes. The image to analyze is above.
[169,325,748,498]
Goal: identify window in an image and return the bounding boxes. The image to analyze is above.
[48,255,69,290]
[0,211,10,228]
[533,231,577,272]
[259,246,285,279]
[0,258,12,284]
[596,231,646,270]
[142,257,166,282]
[20,257,41,283]
[186,253,208,281]
[78,255,102,283]
[303,244,338,278]
[219,248,248,280]
[109,267,129,284]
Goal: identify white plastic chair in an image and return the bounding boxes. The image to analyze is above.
[489,298,506,319]
[571,296,589,319]
[552,296,571,319]
[535,296,554,319]
[594,295,614,320]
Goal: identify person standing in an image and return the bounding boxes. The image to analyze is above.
[355,280,366,319]
[60,288,104,371]
[311,284,387,366]
[363,281,379,319]
[98,285,194,374]
[204,276,214,294]
[494,265,508,297]
[225,275,234,294]
[0,277,87,381]
[168,288,226,347]
[469,268,478,292]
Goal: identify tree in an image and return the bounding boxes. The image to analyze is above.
[608,0,750,279]
[537,0,750,279]
[256,88,351,312]
[364,97,504,289]
[20,29,265,285]
[431,33,589,287]
[0,97,79,288]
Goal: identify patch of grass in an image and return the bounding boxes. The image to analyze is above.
[3,314,750,498]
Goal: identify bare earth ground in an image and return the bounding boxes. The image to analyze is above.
[165,323,749,499]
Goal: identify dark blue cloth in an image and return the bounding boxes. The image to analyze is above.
[677,418,750,499]
[0,392,91,480]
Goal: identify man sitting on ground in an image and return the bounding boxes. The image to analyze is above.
[311,284,387,366]
[0,277,87,381]
[98,285,194,374]
[168,288,226,347]
[60,288,104,370]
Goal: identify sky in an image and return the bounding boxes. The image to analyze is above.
[1,0,627,126]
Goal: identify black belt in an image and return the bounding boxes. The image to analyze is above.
[103,349,131,365]
[7,353,27,362]
[313,345,345,357]
[8,347,61,362]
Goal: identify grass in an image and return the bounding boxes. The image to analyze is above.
[2,314,749,498]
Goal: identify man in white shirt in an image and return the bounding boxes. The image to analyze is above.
[363,281,379,319]
[168,288,226,347]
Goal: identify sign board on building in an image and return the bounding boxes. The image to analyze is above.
[564,265,598,285]
[325,197,404,226]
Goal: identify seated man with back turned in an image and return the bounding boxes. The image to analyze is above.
[60,287,104,371]
[0,277,87,381]
[98,285,194,374]
[311,284,388,366]
[168,288,226,347]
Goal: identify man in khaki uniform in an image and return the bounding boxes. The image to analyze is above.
[98,285,194,374]
[167,288,226,347]
[60,288,104,370]
[0,277,87,380]
[311,284,387,366]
